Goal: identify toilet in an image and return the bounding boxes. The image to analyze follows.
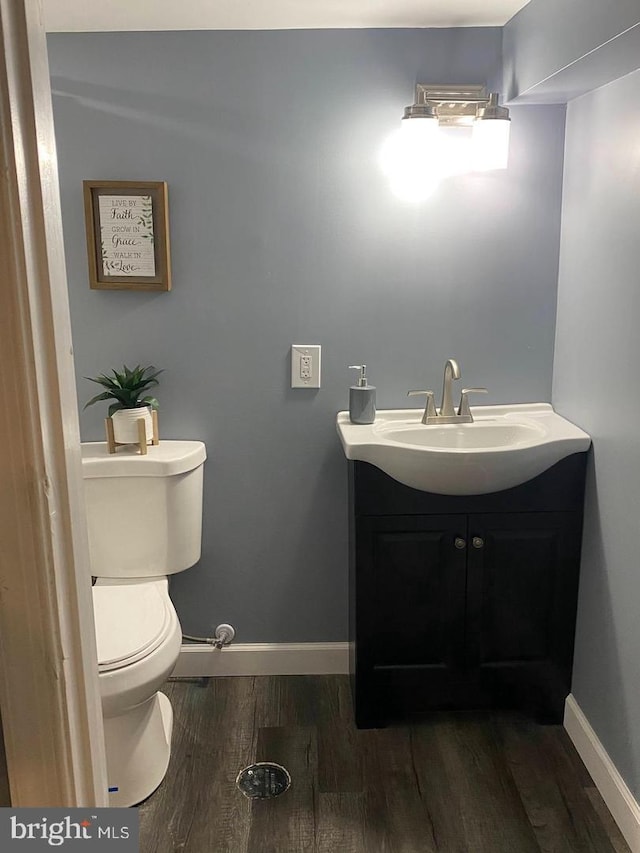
[81,440,207,807]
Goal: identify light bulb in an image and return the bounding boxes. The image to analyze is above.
[379,117,441,201]
[399,115,439,145]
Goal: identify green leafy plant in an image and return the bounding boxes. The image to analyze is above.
[84,364,162,417]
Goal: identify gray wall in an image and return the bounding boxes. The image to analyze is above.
[48,29,566,642]
[503,0,640,101]
[553,67,640,798]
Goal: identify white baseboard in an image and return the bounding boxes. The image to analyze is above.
[564,694,640,852]
[171,642,350,678]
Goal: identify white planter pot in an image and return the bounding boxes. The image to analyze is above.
[111,407,153,445]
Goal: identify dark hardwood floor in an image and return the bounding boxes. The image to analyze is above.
[138,675,629,853]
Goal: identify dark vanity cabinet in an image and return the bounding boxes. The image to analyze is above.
[348,455,588,728]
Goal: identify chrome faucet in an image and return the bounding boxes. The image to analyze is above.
[440,358,461,419]
[407,358,487,424]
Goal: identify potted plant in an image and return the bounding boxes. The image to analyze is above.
[85,364,162,445]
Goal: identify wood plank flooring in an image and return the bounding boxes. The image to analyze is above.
[138,675,629,853]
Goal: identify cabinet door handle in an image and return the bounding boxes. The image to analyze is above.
[472,536,484,549]
[454,537,466,550]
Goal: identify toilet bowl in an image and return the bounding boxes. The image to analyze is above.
[93,578,182,806]
[82,440,206,807]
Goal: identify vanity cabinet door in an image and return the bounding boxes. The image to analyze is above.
[358,515,467,669]
[465,512,583,719]
[348,459,587,726]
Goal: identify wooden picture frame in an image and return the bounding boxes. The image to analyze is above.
[83,180,171,291]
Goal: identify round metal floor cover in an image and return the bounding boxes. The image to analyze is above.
[236,762,291,799]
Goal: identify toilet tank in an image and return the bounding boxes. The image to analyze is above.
[81,440,206,578]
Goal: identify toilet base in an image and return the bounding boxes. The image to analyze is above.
[104,691,174,807]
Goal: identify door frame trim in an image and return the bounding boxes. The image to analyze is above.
[0,0,107,806]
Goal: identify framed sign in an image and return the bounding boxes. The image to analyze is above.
[83,180,171,291]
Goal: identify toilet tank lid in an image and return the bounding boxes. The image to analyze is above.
[81,440,206,478]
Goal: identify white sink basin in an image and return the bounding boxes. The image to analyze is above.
[336,403,590,495]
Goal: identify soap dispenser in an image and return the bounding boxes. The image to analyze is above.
[348,365,376,424]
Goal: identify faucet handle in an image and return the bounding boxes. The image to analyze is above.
[457,387,488,418]
[408,389,437,423]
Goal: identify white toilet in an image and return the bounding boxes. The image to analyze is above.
[81,440,207,807]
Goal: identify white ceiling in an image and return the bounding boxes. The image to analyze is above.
[44,1,531,33]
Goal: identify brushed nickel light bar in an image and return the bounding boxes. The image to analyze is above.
[405,84,510,126]
[402,84,511,171]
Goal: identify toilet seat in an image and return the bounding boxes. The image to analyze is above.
[93,582,174,672]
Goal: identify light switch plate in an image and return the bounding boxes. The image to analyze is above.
[291,344,321,388]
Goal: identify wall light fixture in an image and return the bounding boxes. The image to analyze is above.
[380,84,511,201]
